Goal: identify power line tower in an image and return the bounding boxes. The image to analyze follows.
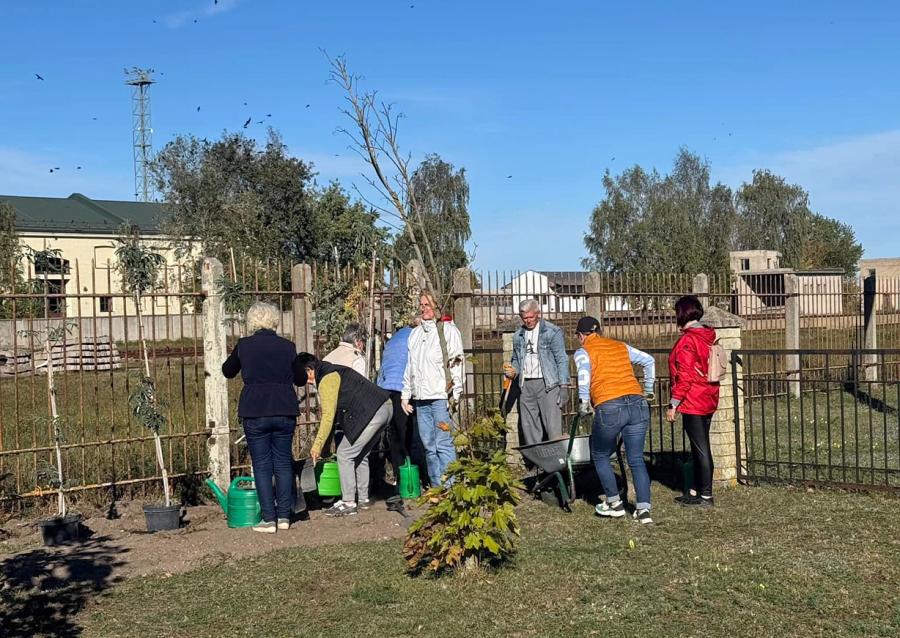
[124,67,155,202]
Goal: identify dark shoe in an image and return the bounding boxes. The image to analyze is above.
[633,508,653,525]
[675,495,702,506]
[325,501,358,517]
[699,496,715,507]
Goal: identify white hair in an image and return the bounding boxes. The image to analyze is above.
[246,301,280,333]
[519,298,541,314]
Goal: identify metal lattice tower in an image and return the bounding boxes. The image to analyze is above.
[125,67,155,202]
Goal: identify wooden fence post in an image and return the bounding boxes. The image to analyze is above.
[202,257,230,490]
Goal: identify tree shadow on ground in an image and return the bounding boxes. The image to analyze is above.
[842,381,899,416]
[0,530,129,637]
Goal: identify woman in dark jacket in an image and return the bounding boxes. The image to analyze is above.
[298,352,393,517]
[222,302,304,533]
[666,296,721,507]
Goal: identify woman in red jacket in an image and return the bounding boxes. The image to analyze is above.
[666,296,720,506]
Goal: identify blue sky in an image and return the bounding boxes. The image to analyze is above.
[2,1,899,272]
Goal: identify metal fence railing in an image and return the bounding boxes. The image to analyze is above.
[735,349,900,489]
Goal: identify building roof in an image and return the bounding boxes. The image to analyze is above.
[0,193,167,235]
[501,270,586,290]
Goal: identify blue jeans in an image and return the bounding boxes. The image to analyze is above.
[590,394,652,510]
[414,399,457,486]
[243,416,296,522]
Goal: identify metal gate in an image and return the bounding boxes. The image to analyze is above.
[733,349,900,489]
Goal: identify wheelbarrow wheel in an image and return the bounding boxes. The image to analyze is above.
[538,488,560,507]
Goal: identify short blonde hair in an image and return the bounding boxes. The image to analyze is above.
[246,301,280,333]
[419,291,439,313]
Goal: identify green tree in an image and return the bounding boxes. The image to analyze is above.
[734,170,862,275]
[584,151,863,277]
[733,170,811,270]
[583,149,735,274]
[152,130,316,266]
[311,182,389,267]
[0,202,18,293]
[799,213,863,274]
[394,154,471,287]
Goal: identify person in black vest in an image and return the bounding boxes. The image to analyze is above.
[222,302,304,533]
[297,352,393,517]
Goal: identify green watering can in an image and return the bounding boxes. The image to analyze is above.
[206,476,262,528]
[398,457,421,499]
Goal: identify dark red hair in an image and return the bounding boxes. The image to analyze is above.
[674,295,704,328]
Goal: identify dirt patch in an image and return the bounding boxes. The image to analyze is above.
[1,500,419,581]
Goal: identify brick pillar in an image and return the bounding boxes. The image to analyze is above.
[701,306,745,487]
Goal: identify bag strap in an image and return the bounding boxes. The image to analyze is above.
[436,320,453,392]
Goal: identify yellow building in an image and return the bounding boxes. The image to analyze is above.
[2,192,193,319]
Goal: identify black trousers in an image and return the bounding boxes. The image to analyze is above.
[384,391,428,492]
[682,413,714,497]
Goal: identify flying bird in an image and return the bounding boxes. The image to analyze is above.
[243,101,248,106]
[610,157,615,161]
[266,113,272,117]
[76,166,82,170]
[243,117,252,128]
[35,73,44,81]
[197,106,201,112]
[92,117,98,120]
[506,175,512,179]
[305,104,310,108]
[256,120,263,124]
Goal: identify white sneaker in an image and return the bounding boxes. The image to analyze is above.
[595,501,626,518]
[277,518,290,530]
[633,508,653,525]
[252,521,276,533]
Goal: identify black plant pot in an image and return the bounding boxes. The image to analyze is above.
[143,503,182,532]
[39,514,83,546]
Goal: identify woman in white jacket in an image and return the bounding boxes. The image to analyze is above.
[401,292,464,486]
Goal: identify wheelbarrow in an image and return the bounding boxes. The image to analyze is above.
[515,414,592,512]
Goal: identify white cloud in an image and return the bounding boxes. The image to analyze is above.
[164,0,242,29]
[717,129,900,258]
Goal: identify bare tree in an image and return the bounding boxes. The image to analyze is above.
[327,54,451,305]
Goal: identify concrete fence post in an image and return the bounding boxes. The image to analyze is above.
[863,270,878,381]
[584,272,603,321]
[692,273,709,299]
[202,257,231,490]
[784,273,801,398]
[452,268,475,418]
[291,263,314,355]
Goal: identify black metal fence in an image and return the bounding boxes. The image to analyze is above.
[735,349,900,489]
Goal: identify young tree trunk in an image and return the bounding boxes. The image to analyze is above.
[135,297,171,507]
[46,337,66,518]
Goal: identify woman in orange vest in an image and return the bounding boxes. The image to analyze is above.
[574,316,656,524]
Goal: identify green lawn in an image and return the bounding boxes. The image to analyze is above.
[75,484,900,638]
[743,388,900,487]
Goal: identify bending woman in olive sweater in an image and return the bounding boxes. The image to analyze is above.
[297,353,393,517]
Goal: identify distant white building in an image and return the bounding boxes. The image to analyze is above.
[501,271,627,317]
